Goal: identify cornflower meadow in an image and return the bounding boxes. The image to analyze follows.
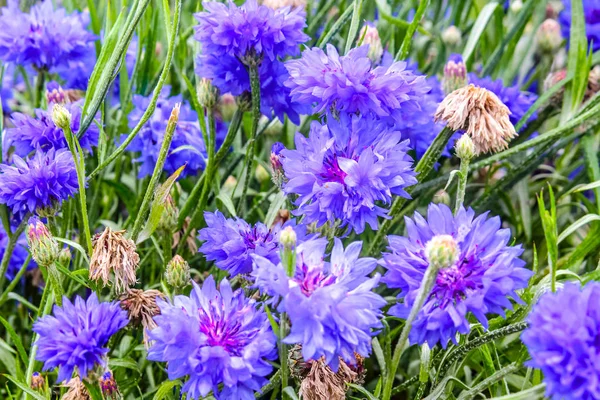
[2,0,600,399]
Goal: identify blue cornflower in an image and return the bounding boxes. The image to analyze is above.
[380,203,533,348]
[279,114,417,234]
[5,100,99,157]
[522,283,600,400]
[0,0,96,70]
[0,222,35,280]
[147,276,277,400]
[468,73,537,126]
[0,148,79,217]
[33,293,128,382]
[198,210,312,277]
[560,0,600,52]
[285,44,429,123]
[125,87,225,178]
[252,238,385,369]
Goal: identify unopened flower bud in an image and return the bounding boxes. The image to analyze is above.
[169,103,180,125]
[358,24,383,64]
[157,194,179,233]
[433,189,451,205]
[455,135,476,160]
[223,175,238,191]
[425,234,459,270]
[263,0,306,9]
[27,218,59,267]
[31,372,44,391]
[165,255,190,289]
[236,92,252,112]
[255,164,270,184]
[537,19,563,54]
[99,371,119,399]
[280,226,297,250]
[46,81,66,104]
[198,78,219,109]
[219,93,238,122]
[510,0,523,13]
[51,104,72,131]
[441,26,462,47]
[442,54,468,95]
[58,247,72,267]
[271,142,286,187]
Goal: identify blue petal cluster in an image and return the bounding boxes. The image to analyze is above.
[280,115,417,234]
[0,222,35,280]
[194,0,309,124]
[522,283,600,400]
[147,276,276,400]
[285,44,429,123]
[560,0,600,52]
[0,0,96,69]
[33,293,128,382]
[198,211,312,277]
[5,100,99,157]
[380,203,532,348]
[468,73,537,126]
[252,238,385,369]
[125,87,225,178]
[0,148,79,217]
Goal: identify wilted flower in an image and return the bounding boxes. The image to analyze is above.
[435,84,517,155]
[147,276,277,400]
[380,203,532,348]
[89,227,140,294]
[252,238,385,369]
[285,44,429,122]
[280,115,417,234]
[26,217,59,267]
[119,289,164,333]
[165,255,190,289]
[5,100,100,157]
[33,293,128,382]
[559,0,600,52]
[0,148,78,218]
[31,372,44,391]
[62,377,90,400]
[0,0,96,69]
[358,24,383,64]
[298,355,364,400]
[522,283,600,400]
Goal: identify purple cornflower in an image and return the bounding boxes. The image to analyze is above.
[560,0,600,52]
[380,203,532,348]
[285,44,429,122]
[280,115,417,234]
[468,73,537,126]
[125,87,225,178]
[0,0,96,70]
[522,283,600,400]
[5,100,99,157]
[147,276,277,400]
[0,148,79,218]
[198,211,312,277]
[33,293,128,382]
[0,222,35,280]
[252,238,385,369]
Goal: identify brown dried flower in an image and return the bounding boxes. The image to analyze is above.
[62,377,91,400]
[120,289,164,331]
[89,228,140,294]
[435,84,517,155]
[172,217,198,253]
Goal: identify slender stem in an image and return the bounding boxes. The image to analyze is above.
[33,68,45,108]
[382,263,441,400]
[89,0,182,179]
[238,63,261,214]
[255,370,282,398]
[0,255,31,306]
[197,112,217,219]
[455,157,470,213]
[131,107,179,242]
[0,218,27,294]
[279,314,289,390]
[25,291,55,400]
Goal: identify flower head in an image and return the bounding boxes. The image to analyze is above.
[147,276,277,400]
[89,227,140,294]
[5,100,99,157]
[0,0,96,69]
[252,238,385,369]
[559,0,600,52]
[380,203,532,347]
[522,283,600,400]
[125,87,225,178]
[435,84,517,155]
[280,115,417,234]
[0,148,78,217]
[33,293,128,382]
[285,44,429,122]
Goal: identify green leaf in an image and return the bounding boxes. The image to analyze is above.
[372,337,387,375]
[264,191,287,227]
[396,0,430,59]
[2,375,45,400]
[347,384,379,400]
[282,387,300,400]
[216,192,238,218]
[317,5,354,48]
[54,237,90,265]
[514,77,570,132]
[264,305,280,337]
[558,214,600,244]
[462,2,500,64]
[344,0,364,54]
[152,380,181,400]
[108,357,140,372]
[419,343,431,383]
[83,380,103,400]
[0,317,27,367]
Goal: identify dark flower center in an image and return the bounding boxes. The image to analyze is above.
[430,258,483,309]
[294,255,337,296]
[240,226,275,251]
[320,154,347,184]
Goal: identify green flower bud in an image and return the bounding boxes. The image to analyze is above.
[197,78,220,109]
[255,164,270,184]
[280,226,297,250]
[441,26,462,47]
[425,234,459,270]
[455,134,476,160]
[58,247,72,267]
[157,194,179,233]
[536,19,563,54]
[27,218,59,267]
[219,93,238,122]
[165,255,191,289]
[433,189,451,206]
[359,24,383,64]
[51,104,72,131]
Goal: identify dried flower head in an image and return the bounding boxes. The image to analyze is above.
[435,84,517,155]
[62,377,90,400]
[120,289,164,332]
[89,228,140,294]
[31,372,44,391]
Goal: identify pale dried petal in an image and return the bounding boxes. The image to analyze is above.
[62,377,90,400]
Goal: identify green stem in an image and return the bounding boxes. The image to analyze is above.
[396,0,430,59]
[25,291,55,400]
[0,256,31,306]
[89,0,182,179]
[255,370,282,398]
[0,218,27,294]
[197,112,217,220]
[131,106,179,242]
[238,63,262,215]
[382,263,441,400]
[33,68,45,109]
[455,157,471,213]
[279,314,289,391]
